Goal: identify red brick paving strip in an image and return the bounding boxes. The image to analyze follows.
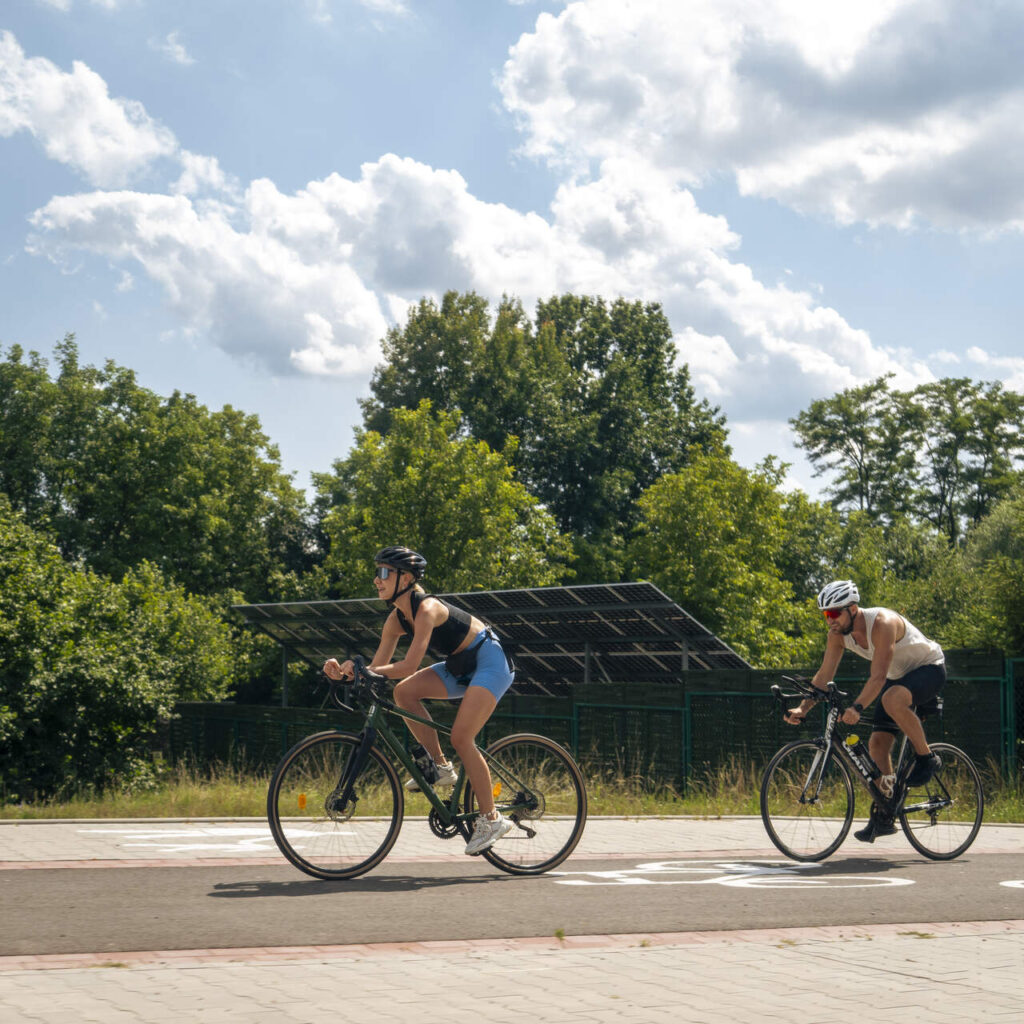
[2,919,1020,971]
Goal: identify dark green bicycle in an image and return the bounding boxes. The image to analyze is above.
[267,656,588,880]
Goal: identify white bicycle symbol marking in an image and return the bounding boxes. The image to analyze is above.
[80,826,278,853]
[999,880,1024,889]
[551,860,915,888]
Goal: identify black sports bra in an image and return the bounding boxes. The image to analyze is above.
[394,591,474,656]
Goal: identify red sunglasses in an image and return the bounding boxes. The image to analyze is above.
[822,607,846,621]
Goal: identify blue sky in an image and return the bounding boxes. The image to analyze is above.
[3,0,1024,498]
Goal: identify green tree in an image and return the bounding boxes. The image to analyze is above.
[316,401,574,597]
[0,337,313,599]
[959,486,1024,654]
[628,448,821,668]
[0,501,237,800]
[790,375,920,523]
[907,378,1024,545]
[791,375,1024,544]
[360,292,727,579]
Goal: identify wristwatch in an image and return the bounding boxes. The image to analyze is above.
[852,701,864,713]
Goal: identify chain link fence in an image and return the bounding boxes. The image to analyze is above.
[170,648,1016,787]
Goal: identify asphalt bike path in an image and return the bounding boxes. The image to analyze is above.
[2,852,1023,956]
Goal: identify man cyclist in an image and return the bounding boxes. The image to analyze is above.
[785,580,945,843]
[323,546,516,856]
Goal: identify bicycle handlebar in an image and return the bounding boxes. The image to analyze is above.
[324,655,391,711]
[770,675,849,709]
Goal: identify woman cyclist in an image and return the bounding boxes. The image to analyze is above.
[323,546,516,856]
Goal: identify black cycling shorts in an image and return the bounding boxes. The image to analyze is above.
[871,662,946,735]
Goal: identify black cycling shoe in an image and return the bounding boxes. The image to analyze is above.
[854,804,898,843]
[905,752,942,788]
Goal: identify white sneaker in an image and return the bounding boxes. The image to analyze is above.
[465,812,514,855]
[405,761,458,792]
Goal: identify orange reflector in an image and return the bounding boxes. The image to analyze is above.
[493,783,502,799]
[298,793,307,810]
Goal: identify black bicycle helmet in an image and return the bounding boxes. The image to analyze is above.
[374,546,427,580]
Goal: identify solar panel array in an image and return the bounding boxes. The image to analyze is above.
[233,582,751,696]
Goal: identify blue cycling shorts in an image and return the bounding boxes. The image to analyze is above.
[431,630,514,702]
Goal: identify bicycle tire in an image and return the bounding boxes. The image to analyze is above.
[267,730,404,880]
[760,739,855,862]
[898,742,984,861]
[463,733,588,875]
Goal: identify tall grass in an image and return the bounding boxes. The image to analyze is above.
[2,755,1022,821]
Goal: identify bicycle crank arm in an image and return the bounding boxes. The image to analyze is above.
[902,798,951,814]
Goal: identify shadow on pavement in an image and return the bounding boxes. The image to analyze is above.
[793,856,922,876]
[209,872,524,898]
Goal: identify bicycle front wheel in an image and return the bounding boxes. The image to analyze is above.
[760,740,855,861]
[267,730,404,880]
[465,733,587,875]
[898,742,984,861]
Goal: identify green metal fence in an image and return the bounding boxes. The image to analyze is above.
[170,648,1018,786]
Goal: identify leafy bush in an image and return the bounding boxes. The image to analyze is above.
[0,502,236,800]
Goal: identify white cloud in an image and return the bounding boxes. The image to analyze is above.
[27,150,931,423]
[307,0,409,24]
[4,22,967,433]
[965,346,1024,390]
[34,0,130,10]
[499,0,1024,232]
[0,31,177,188]
[28,187,390,376]
[172,151,234,197]
[151,31,196,67]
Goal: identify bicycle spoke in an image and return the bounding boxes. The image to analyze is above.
[761,740,854,861]
[898,743,983,860]
[465,734,587,874]
[268,731,403,880]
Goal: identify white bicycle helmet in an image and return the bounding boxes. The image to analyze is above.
[817,579,860,611]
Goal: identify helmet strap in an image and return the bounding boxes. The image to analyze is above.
[841,605,857,636]
[386,575,417,605]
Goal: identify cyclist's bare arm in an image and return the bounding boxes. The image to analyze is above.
[784,636,844,724]
[841,612,899,724]
[371,598,447,679]
[323,613,402,681]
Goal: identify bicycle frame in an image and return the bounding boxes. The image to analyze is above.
[788,683,954,820]
[329,665,540,830]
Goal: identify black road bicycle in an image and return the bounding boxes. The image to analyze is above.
[267,657,588,880]
[760,676,983,862]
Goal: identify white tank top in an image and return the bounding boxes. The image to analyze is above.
[843,607,944,680]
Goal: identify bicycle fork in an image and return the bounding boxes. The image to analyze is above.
[328,727,377,817]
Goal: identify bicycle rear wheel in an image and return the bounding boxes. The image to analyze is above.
[267,730,403,880]
[898,742,983,860]
[464,733,587,875]
[760,740,855,861]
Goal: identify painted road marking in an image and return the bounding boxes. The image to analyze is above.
[551,860,915,888]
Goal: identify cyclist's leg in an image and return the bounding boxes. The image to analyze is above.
[450,687,500,814]
[450,637,514,817]
[879,684,930,755]
[879,664,946,759]
[867,726,897,775]
[392,667,451,763]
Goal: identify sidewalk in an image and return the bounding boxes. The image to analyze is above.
[2,814,1022,866]
[1,818,1022,1023]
